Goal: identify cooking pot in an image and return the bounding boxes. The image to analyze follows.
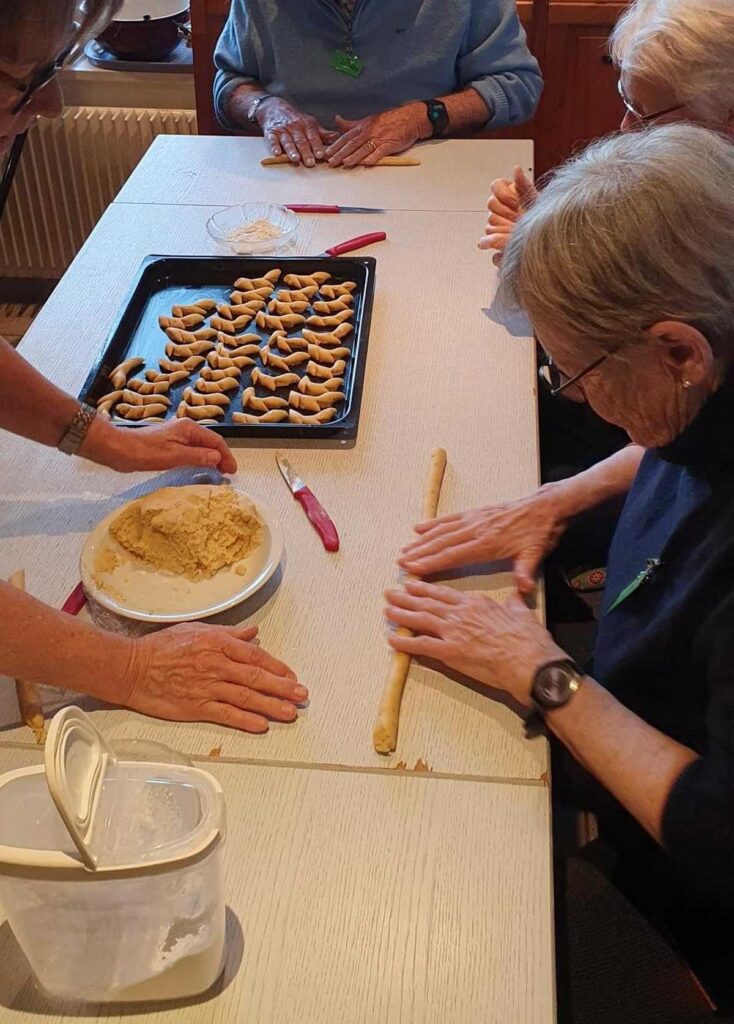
[96,0,190,62]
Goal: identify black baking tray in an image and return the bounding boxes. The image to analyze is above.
[79,255,376,445]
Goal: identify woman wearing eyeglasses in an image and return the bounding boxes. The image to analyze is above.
[388,124,734,1000]
[0,1,307,734]
[481,0,734,262]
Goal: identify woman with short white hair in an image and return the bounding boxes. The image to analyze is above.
[388,125,734,987]
[481,0,734,259]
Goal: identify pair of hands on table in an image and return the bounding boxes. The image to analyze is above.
[385,487,571,707]
[259,98,426,168]
[80,414,308,732]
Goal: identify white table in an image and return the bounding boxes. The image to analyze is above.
[115,136,533,213]
[0,139,555,1022]
[0,746,554,1024]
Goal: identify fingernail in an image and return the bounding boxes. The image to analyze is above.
[305,158,314,167]
[294,685,308,700]
[282,702,297,717]
[315,150,324,159]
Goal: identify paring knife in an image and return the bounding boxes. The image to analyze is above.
[276,453,340,552]
[319,231,386,256]
[286,204,385,214]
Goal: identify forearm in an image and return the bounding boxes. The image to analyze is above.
[410,88,491,141]
[0,338,79,446]
[546,677,698,843]
[226,81,269,130]
[0,583,134,705]
[545,445,645,520]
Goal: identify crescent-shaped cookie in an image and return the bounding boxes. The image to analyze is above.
[165,327,218,344]
[241,386,288,412]
[116,402,169,420]
[165,339,216,358]
[200,365,241,381]
[176,401,226,420]
[288,408,337,424]
[312,296,354,313]
[182,387,230,407]
[158,313,204,330]
[159,356,205,374]
[283,272,330,288]
[270,330,308,353]
[275,286,318,302]
[255,311,306,332]
[230,287,272,303]
[302,324,353,346]
[109,356,144,390]
[307,344,350,365]
[305,308,354,328]
[121,389,172,407]
[171,299,216,317]
[128,378,173,395]
[268,299,310,315]
[144,369,189,386]
[194,376,239,393]
[232,410,289,424]
[306,359,346,379]
[297,376,344,395]
[207,350,256,370]
[320,282,357,299]
[251,367,300,392]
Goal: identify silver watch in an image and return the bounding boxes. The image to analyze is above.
[58,403,97,456]
[248,93,275,126]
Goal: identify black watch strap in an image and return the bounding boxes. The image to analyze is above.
[423,99,449,138]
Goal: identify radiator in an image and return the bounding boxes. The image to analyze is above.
[0,106,197,279]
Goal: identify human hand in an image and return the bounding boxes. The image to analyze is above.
[125,623,307,733]
[385,581,565,707]
[398,486,573,595]
[478,166,538,266]
[81,416,238,474]
[258,97,338,167]
[325,105,427,168]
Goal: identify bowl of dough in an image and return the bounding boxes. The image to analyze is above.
[81,484,284,622]
[206,203,299,255]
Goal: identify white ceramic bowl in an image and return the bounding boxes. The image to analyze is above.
[81,489,284,623]
[206,203,298,255]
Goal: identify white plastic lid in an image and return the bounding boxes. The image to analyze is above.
[44,707,115,871]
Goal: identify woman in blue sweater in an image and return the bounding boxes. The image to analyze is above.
[387,124,734,991]
[213,0,542,167]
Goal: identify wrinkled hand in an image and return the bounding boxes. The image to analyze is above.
[259,98,338,167]
[326,105,426,168]
[478,166,538,266]
[126,623,307,733]
[385,581,564,706]
[82,416,238,474]
[398,487,571,595]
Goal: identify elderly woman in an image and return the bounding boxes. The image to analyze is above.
[0,0,307,734]
[387,124,734,980]
[213,0,542,168]
[481,0,734,260]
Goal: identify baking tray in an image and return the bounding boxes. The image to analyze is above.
[79,255,376,445]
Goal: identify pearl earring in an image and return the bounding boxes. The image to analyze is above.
[682,380,692,390]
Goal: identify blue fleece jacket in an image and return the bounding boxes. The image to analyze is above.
[213,0,542,131]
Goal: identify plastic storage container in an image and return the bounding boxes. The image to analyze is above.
[0,708,226,1002]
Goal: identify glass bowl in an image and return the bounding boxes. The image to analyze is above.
[206,203,298,254]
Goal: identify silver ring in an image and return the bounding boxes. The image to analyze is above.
[365,139,377,153]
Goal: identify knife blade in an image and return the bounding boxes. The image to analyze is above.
[320,231,386,257]
[286,204,385,214]
[276,453,340,552]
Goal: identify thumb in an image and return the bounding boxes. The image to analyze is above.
[513,549,541,596]
[334,114,357,130]
[228,625,259,642]
[513,166,535,206]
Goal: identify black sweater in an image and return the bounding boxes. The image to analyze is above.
[591,373,734,906]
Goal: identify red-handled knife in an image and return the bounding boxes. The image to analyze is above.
[276,453,339,552]
[286,204,385,214]
[320,232,386,257]
[61,581,87,616]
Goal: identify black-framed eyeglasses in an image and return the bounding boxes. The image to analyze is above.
[617,78,686,125]
[539,334,637,398]
[9,44,75,117]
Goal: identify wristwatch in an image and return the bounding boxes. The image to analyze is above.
[423,99,449,138]
[58,402,97,456]
[531,659,584,711]
[248,93,275,126]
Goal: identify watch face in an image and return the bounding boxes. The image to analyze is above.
[535,663,577,708]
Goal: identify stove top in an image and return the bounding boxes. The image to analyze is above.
[84,38,193,74]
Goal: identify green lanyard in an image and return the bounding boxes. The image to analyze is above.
[330,0,364,78]
[606,558,662,614]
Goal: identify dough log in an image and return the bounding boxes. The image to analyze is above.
[373,447,448,755]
